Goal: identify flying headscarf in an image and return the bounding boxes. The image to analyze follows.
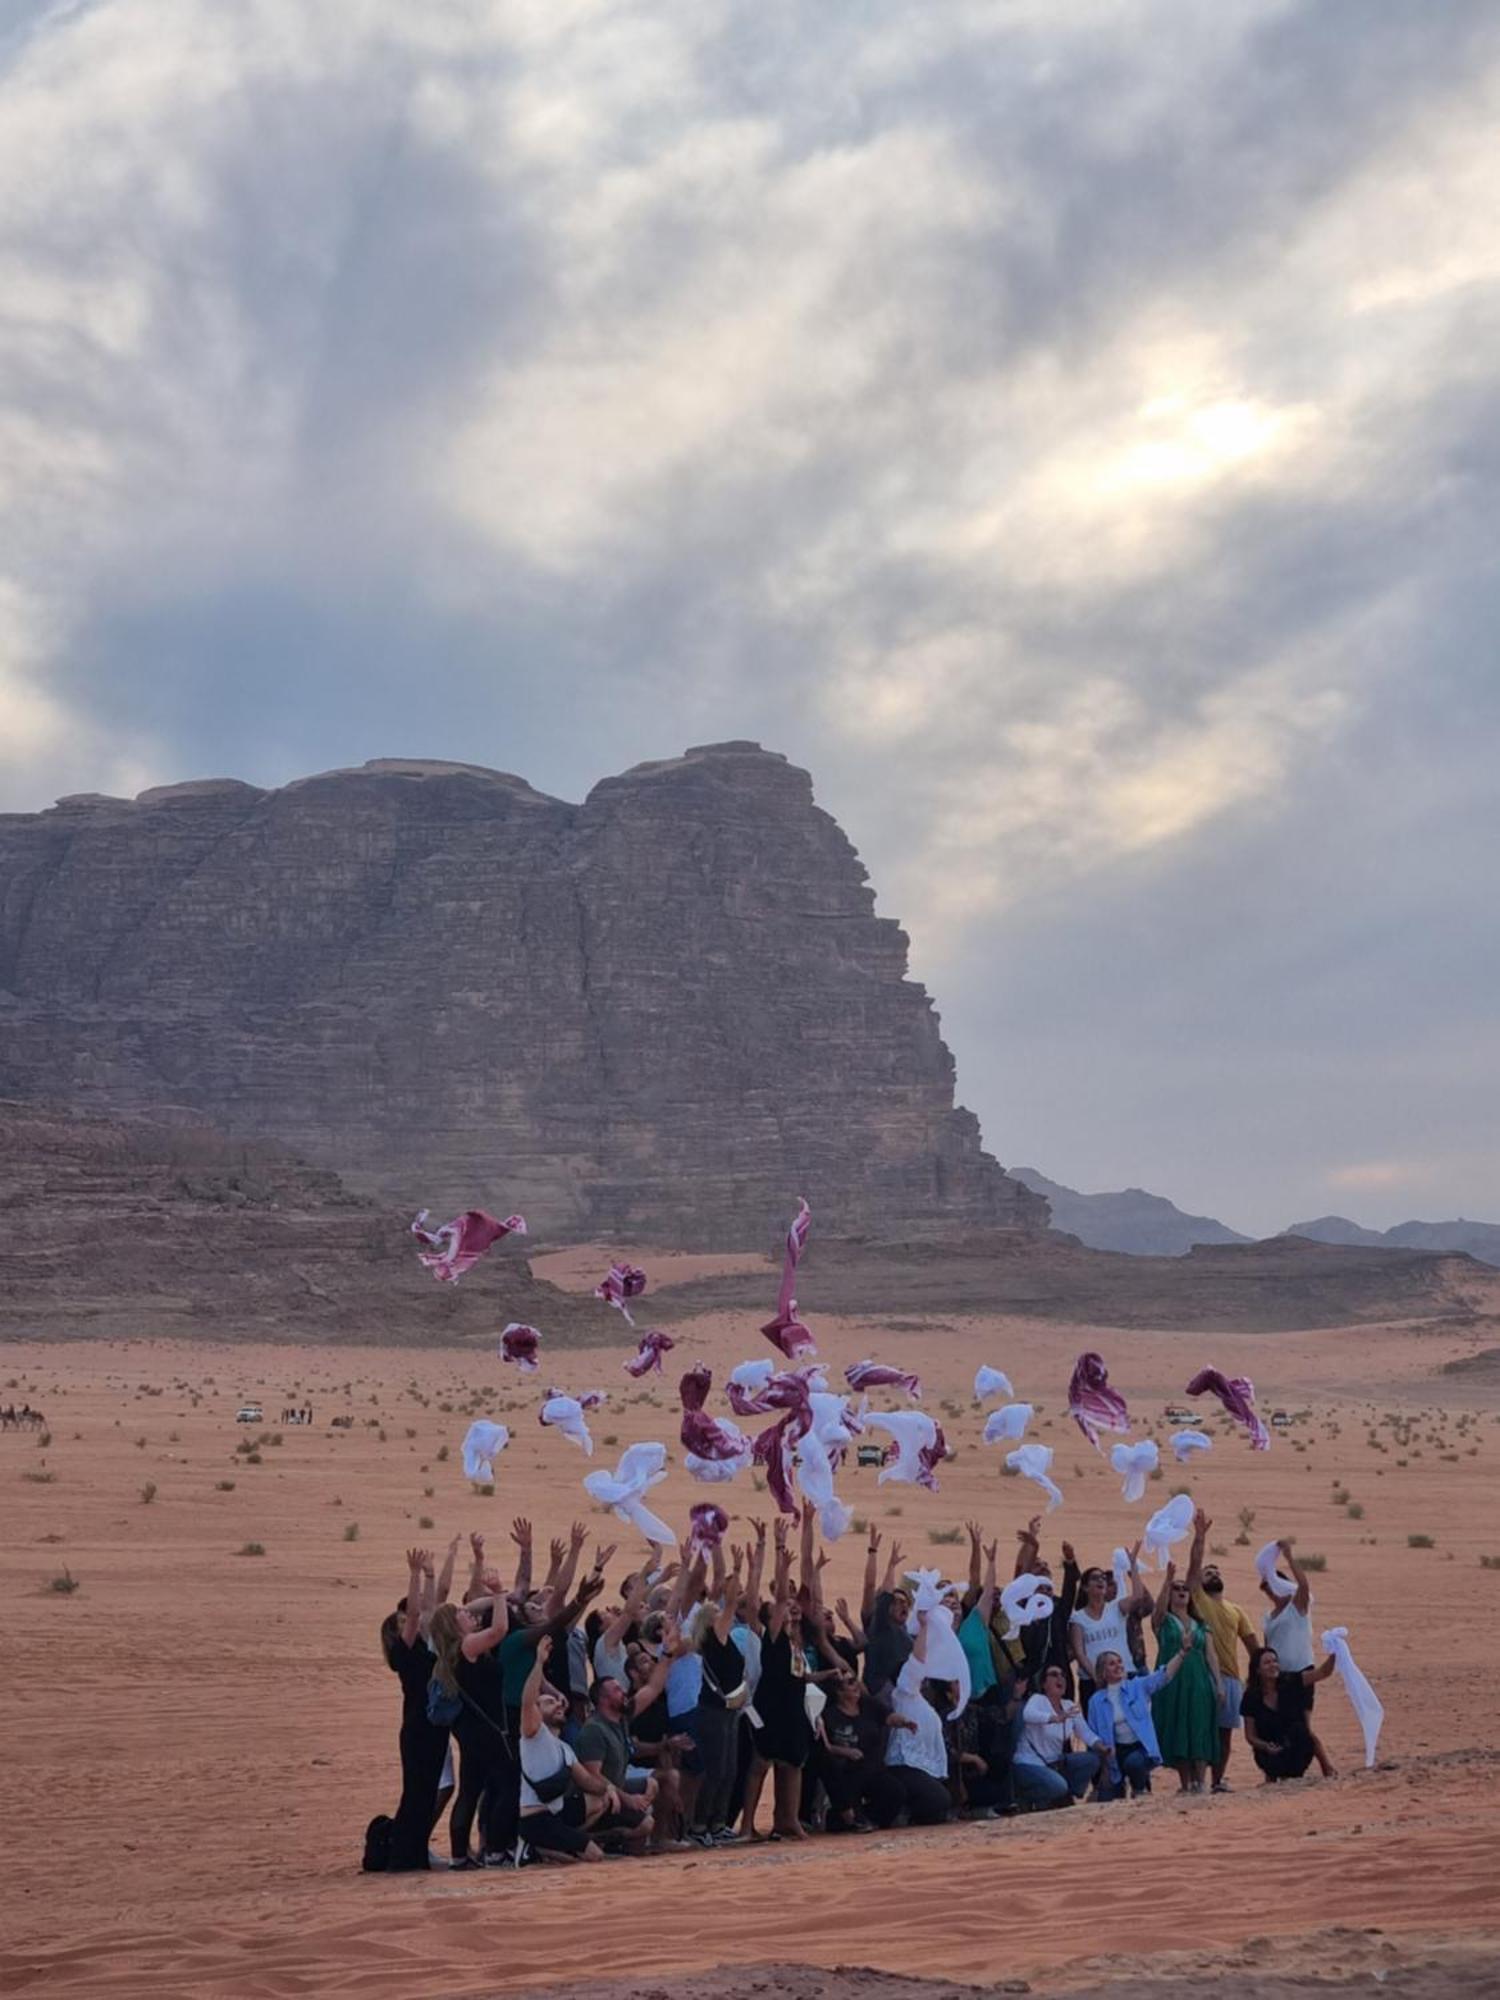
[1142,1493,1195,1570]
[983,1403,1033,1444]
[688,1502,730,1560]
[498,1322,541,1371]
[761,1197,815,1360]
[461,1419,511,1482]
[623,1328,675,1378]
[1068,1351,1131,1449]
[844,1359,922,1400]
[1000,1572,1054,1630]
[595,1262,648,1327]
[1005,1442,1063,1510]
[866,1410,946,1491]
[1185,1366,1270,1450]
[1169,1428,1214,1463]
[1110,1439,1160,1503]
[540,1389,604,1456]
[974,1366,1014,1401]
[1255,1539,1298,1601]
[678,1365,753,1469]
[584,1442,677,1545]
[411,1209,526,1283]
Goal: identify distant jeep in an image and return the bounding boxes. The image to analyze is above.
[235,1404,264,1424]
[856,1442,884,1468]
[330,1415,354,1429]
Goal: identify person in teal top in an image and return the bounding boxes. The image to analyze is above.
[958,1531,1001,1699]
[1149,1566,1222,1792]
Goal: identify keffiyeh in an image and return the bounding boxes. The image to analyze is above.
[983,1403,1033,1444]
[845,1358,922,1400]
[411,1209,525,1283]
[540,1389,604,1456]
[761,1197,815,1360]
[461,1419,510,1482]
[1169,1429,1214,1463]
[866,1410,946,1491]
[1321,1625,1384,1767]
[1185,1366,1270,1451]
[688,1501,730,1559]
[1110,1438,1159,1504]
[1068,1351,1131,1449]
[498,1322,541,1371]
[1000,1572,1054,1630]
[679,1365,753,1467]
[1255,1539,1298,1601]
[595,1262,648,1327]
[584,1442,678,1546]
[1142,1493,1195,1570]
[974,1366,1014,1402]
[1005,1442,1062,1510]
[623,1328,675,1378]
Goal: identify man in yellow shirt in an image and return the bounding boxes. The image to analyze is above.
[1187,1508,1257,1792]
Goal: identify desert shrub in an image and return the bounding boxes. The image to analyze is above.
[23,1469,55,1484]
[1346,1503,1364,1519]
[423,1485,435,1498]
[343,1522,360,1542]
[437,1445,450,1463]
[850,1517,869,1536]
[1331,1486,1350,1506]
[418,1516,434,1530]
[1298,1552,1328,1571]
[236,1542,266,1557]
[602,1434,619,1447]
[38,1430,52,1448]
[927,1525,964,1545]
[216,1480,236,1492]
[1407,1533,1435,1549]
[477,1482,495,1497]
[140,1481,158,1504]
[1479,1555,1500,1571]
[49,1568,80,1594]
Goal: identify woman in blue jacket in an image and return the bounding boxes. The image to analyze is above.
[1085,1643,1189,1799]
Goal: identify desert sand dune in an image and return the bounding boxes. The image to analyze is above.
[4,1302,1500,1997]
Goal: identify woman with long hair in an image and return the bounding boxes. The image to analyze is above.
[427,1584,512,1866]
[1012,1662,1106,1807]
[1149,1564,1221,1793]
[1241,1644,1338,1782]
[739,1522,814,1840]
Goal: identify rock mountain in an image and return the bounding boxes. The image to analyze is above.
[0,742,1043,1247]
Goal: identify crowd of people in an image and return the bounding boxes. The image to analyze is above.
[369,1503,1338,1872]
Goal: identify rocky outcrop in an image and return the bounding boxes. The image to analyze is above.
[0,1099,598,1343]
[1012,1167,1250,1255]
[0,744,1044,1246]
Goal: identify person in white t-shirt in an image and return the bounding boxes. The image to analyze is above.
[1259,1540,1316,1671]
[517,1637,607,1862]
[1068,1548,1152,1708]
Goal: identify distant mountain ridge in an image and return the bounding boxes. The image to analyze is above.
[1018,1169,1500,1269]
[1012,1168,1251,1255]
[1285,1215,1500,1266]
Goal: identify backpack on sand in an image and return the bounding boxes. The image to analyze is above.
[362,1813,394,1873]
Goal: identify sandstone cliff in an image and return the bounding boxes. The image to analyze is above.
[0,744,1044,1246]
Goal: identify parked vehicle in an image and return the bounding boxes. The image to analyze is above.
[856,1442,884,1468]
[235,1404,264,1424]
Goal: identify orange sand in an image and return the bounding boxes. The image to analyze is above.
[4,1301,1499,1998]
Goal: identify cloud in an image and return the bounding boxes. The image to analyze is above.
[0,0,1497,1228]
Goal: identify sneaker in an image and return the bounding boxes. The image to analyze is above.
[1212,1780,1232,1794]
[710,1825,742,1845]
[689,1828,716,1848]
[449,1854,480,1871]
[480,1849,515,1868]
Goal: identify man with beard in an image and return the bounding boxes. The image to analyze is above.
[1187,1508,1258,1792]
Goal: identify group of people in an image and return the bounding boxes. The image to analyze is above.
[371,1504,1339,1872]
[1,1403,45,1430]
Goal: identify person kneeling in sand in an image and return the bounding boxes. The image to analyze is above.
[1241,1645,1338,1785]
[518,1637,641,1863]
[1084,1646,1187,1799]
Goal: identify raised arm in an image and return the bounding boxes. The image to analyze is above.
[1015,1517,1041,1579]
[1152,1561,1176,1635]
[965,1521,983,1607]
[1126,1543,1154,1618]
[629,1615,684,1715]
[521,1633,552,1737]
[460,1591,511,1661]
[465,1531,487,1602]
[510,1518,533,1599]
[1187,1510,1209,1596]
[400,1547,425,1648]
[1303,1653,1338,1686]
[601,1570,648,1655]
[834,1595,866,1650]
[1278,1538,1312,1614]
[547,1520,588,1614]
[861,1527,882,1624]
[744,1520,767,1612]
[976,1540,999,1628]
[435,1534,460,1608]
[798,1504,817,1603]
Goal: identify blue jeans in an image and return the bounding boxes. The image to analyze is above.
[1014,1752,1098,1806]
[1098,1745,1154,1798]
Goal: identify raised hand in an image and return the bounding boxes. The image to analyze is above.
[536,1634,553,1665]
[593,1542,618,1572]
[548,1537,566,1570]
[867,1526,882,1554]
[966,1520,982,1546]
[1060,1541,1076,1566]
[405,1546,423,1572]
[1020,1516,1041,1543]
[1194,1508,1211,1535]
[510,1517,531,1549]
[481,1566,504,1594]
[569,1520,588,1551]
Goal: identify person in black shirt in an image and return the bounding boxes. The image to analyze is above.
[379,1547,452,1871]
[813,1672,880,1830]
[1241,1645,1338,1782]
[428,1584,514,1864]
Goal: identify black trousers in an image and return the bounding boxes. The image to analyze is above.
[390,1718,448,1870]
[866,1764,950,1827]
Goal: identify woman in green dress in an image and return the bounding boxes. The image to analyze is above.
[1150,1566,1222,1793]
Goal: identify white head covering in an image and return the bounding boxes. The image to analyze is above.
[1169,1429,1213,1463]
[983,1403,1032,1444]
[1000,1572,1054,1629]
[461,1419,510,1482]
[1142,1493,1195,1570]
[1321,1625,1384,1767]
[1005,1441,1062,1510]
[866,1409,937,1485]
[1110,1438,1160,1503]
[974,1366,1014,1401]
[583,1442,679,1545]
[1255,1539,1299,1600]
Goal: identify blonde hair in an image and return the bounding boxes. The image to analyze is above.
[428,1603,464,1695]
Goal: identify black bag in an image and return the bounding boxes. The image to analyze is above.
[361,1813,394,1872]
[527,1760,574,1805]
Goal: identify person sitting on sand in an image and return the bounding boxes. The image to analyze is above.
[867,1608,954,1828]
[1085,1645,1189,1799]
[1012,1662,1107,1808]
[516,1637,609,1863]
[1241,1645,1339,1783]
[1187,1509,1259,1792]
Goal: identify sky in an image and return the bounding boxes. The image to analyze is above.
[1,0,1497,1236]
